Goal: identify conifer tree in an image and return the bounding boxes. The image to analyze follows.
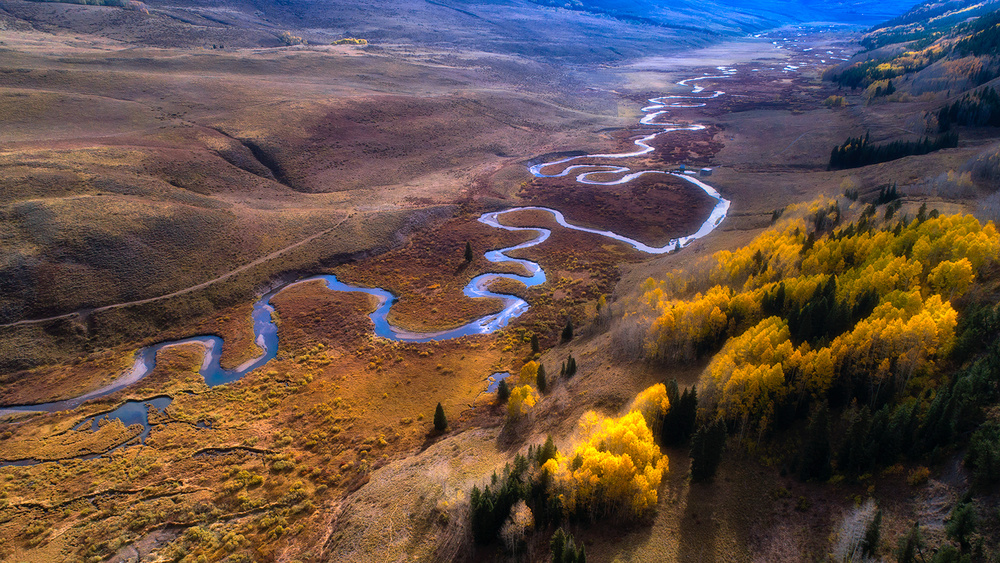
[562,318,574,341]
[531,333,540,353]
[537,364,548,393]
[537,435,557,465]
[464,241,474,262]
[946,502,978,552]
[690,420,726,482]
[496,379,511,404]
[550,528,566,562]
[564,355,577,377]
[434,402,447,432]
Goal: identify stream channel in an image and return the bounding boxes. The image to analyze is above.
[0,69,735,464]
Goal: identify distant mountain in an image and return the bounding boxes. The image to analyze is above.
[862,0,1000,48]
[535,0,921,29]
[3,0,922,59]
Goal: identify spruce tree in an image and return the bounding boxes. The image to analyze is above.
[434,402,447,432]
[538,435,557,465]
[661,380,682,444]
[464,241,473,262]
[565,355,577,377]
[550,528,566,562]
[562,318,574,341]
[531,333,540,353]
[690,420,726,482]
[496,379,511,404]
[662,382,698,446]
[537,364,547,393]
[946,502,978,552]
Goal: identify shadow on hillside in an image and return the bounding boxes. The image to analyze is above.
[678,479,720,561]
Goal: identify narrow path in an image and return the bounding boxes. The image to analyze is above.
[0,214,350,329]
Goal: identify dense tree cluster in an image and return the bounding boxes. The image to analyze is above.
[541,386,670,520]
[638,206,999,432]
[865,79,896,99]
[825,46,945,89]
[471,446,558,546]
[550,528,586,563]
[938,86,1000,131]
[470,381,673,544]
[660,380,698,446]
[955,10,1000,56]
[829,131,959,170]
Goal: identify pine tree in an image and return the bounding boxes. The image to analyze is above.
[564,355,577,377]
[496,379,511,404]
[537,364,548,393]
[537,435,557,465]
[531,333,540,353]
[550,528,566,562]
[562,318,574,341]
[662,382,698,446]
[464,241,473,262]
[946,502,977,552]
[690,420,726,482]
[434,402,447,432]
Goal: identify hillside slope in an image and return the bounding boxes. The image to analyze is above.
[2,0,919,57]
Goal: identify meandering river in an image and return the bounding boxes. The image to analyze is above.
[0,68,733,422]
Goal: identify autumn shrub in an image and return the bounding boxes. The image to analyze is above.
[279,31,307,46]
[824,95,848,107]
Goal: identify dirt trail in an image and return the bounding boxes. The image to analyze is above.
[0,215,350,329]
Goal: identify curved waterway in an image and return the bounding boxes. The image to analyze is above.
[0,68,733,422]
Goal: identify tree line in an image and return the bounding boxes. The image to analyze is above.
[829,131,958,169]
[938,86,1000,131]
